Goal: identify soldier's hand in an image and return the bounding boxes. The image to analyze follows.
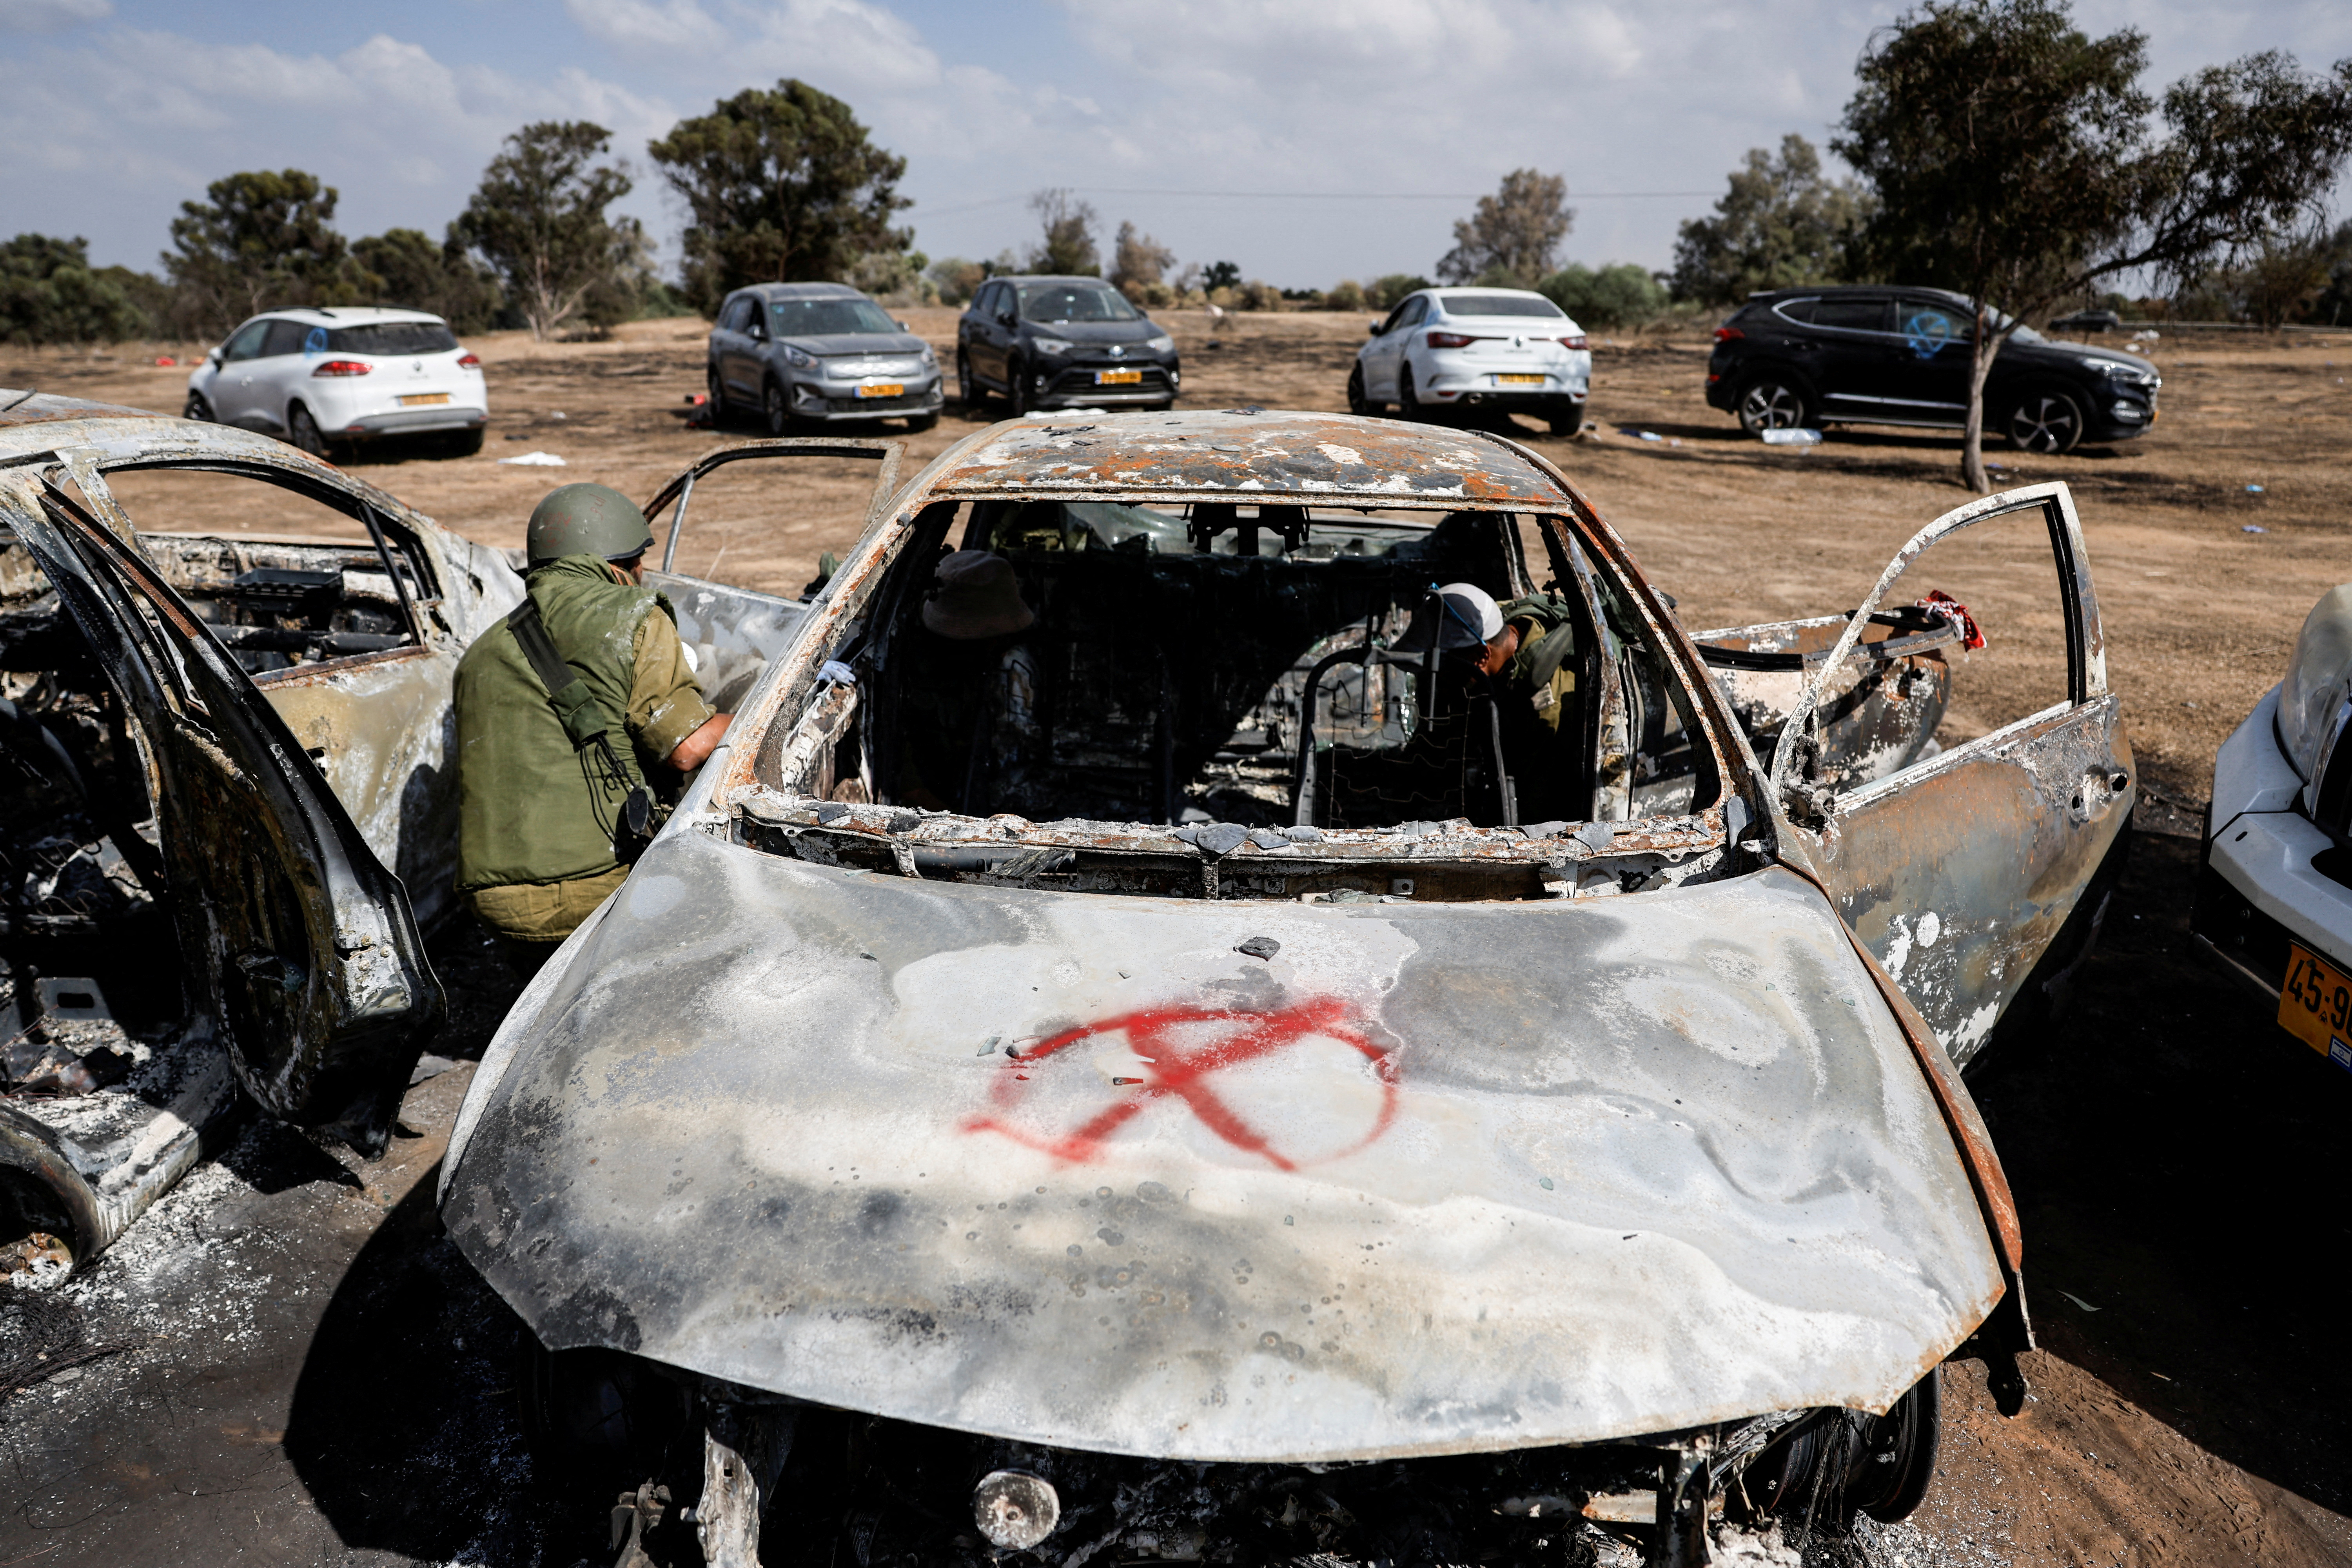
[668,711,732,771]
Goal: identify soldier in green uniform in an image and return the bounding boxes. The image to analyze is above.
[453,483,731,973]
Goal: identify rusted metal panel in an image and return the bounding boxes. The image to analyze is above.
[912,412,1571,508]
[441,835,2003,1462]
[1694,612,1954,791]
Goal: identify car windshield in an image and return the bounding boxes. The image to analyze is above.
[770,298,899,337]
[1020,284,1139,323]
[1438,294,1565,319]
[321,321,458,355]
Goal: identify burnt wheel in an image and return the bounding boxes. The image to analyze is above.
[2005,388,2085,454]
[1736,376,1812,434]
[1730,1367,1940,1533]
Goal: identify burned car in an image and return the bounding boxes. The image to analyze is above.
[0,392,811,1278]
[434,412,2134,1564]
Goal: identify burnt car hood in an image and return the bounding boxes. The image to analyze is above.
[441,829,2002,1463]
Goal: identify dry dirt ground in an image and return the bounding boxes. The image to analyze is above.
[3,312,2351,1567]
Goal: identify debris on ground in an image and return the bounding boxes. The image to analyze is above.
[0,1282,138,1407]
[496,450,568,465]
[1762,428,1824,446]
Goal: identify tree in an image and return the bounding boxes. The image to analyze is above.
[1202,260,1243,293]
[1539,263,1668,330]
[351,228,502,332]
[1437,170,1572,287]
[2309,221,2352,325]
[163,169,361,334]
[1670,136,1869,305]
[650,81,911,315]
[1369,273,1430,309]
[454,122,641,341]
[1029,190,1100,276]
[1837,0,2352,489]
[1109,221,1175,297]
[927,256,985,304]
[2,235,153,345]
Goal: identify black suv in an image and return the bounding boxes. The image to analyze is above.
[958,275,1180,414]
[1704,285,2159,453]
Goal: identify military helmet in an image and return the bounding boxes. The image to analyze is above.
[526,483,655,566]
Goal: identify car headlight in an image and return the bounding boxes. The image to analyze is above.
[781,344,816,368]
[2280,585,2352,782]
[2080,357,2155,386]
[919,345,937,368]
[1145,334,1175,355]
[1032,337,1076,357]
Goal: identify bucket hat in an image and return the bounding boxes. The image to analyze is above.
[923,551,1036,639]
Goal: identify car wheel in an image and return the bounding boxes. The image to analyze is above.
[1347,364,1377,416]
[1397,364,1429,423]
[1736,376,1812,434]
[2005,388,2085,454]
[706,363,728,424]
[764,377,791,437]
[287,404,329,459]
[957,351,987,412]
[1008,356,1033,416]
[183,392,214,423]
[1547,400,1585,437]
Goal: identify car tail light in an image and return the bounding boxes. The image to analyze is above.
[1426,331,1479,348]
[1713,326,1744,343]
[1557,334,1589,350]
[311,359,371,377]
[457,352,481,370]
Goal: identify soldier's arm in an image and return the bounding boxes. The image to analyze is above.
[629,613,730,771]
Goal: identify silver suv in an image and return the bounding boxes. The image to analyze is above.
[706,282,941,434]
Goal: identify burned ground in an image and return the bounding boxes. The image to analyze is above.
[1,314,2349,1566]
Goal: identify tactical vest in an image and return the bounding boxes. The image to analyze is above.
[454,554,676,892]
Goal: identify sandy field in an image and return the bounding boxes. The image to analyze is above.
[4,311,2350,1567]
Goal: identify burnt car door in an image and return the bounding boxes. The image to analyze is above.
[639,436,909,713]
[0,467,443,1151]
[1766,481,2131,1065]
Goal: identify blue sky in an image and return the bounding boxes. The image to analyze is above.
[4,0,2348,290]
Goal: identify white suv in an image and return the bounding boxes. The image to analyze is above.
[1349,287,1592,435]
[185,307,488,457]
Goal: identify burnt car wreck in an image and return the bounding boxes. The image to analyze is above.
[0,394,805,1280]
[423,412,2134,1565]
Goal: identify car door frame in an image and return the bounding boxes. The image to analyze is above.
[0,464,444,1152]
[1363,296,1425,400]
[1767,481,2131,1066]
[208,318,274,430]
[1884,295,1975,425]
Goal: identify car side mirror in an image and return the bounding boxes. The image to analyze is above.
[208,348,223,367]
[895,319,910,330]
[996,310,1016,327]
[1368,319,1384,336]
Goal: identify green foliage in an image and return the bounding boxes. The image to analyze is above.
[1835,0,2352,487]
[1109,221,1175,296]
[1368,274,1430,309]
[1437,170,1572,288]
[350,227,502,332]
[1325,279,1367,312]
[1537,263,1668,329]
[454,122,642,340]
[649,80,912,315]
[1,234,154,344]
[1670,136,1869,305]
[2311,221,2352,326]
[1202,260,1242,293]
[163,169,365,335]
[1029,190,1100,276]
[1236,280,1283,312]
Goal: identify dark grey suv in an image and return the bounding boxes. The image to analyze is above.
[1704,285,2160,453]
[707,282,942,434]
[958,276,1180,413]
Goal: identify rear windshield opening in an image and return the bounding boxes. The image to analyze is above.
[750,500,1725,900]
[1438,294,1566,319]
[319,321,459,356]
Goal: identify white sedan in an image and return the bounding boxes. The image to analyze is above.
[2194,582,2352,1076]
[185,306,488,458]
[1349,286,1591,434]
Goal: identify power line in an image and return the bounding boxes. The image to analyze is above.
[914,187,1716,220]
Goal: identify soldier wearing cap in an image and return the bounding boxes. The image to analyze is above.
[452,483,730,970]
[1390,581,1582,825]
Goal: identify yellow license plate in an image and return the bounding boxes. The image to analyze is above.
[1495,374,1545,385]
[855,383,904,399]
[398,392,452,407]
[2280,942,2352,1070]
[1094,368,1143,385]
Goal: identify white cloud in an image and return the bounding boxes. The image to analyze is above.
[0,0,109,35]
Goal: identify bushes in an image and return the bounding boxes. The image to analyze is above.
[1537,263,1667,330]
[2,235,153,345]
[1325,280,1367,311]
[1369,274,1430,309]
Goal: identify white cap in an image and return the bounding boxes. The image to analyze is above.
[1395,582,1504,653]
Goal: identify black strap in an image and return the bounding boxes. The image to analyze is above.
[507,597,649,798]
